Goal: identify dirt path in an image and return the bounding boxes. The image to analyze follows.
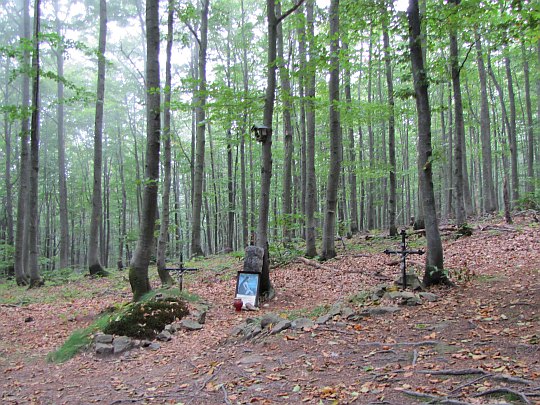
[1,221,539,404]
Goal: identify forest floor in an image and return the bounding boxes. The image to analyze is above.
[1,215,539,405]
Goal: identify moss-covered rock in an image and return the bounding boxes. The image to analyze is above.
[103,298,189,339]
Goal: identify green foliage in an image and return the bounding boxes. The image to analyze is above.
[285,304,329,321]
[47,313,112,363]
[103,298,189,339]
[40,267,84,286]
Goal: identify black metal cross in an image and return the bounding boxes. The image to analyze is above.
[383,229,424,289]
[164,254,199,291]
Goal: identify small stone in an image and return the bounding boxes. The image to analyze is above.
[157,330,172,341]
[113,336,132,354]
[362,306,401,316]
[231,322,248,336]
[340,306,355,319]
[95,343,114,355]
[164,324,174,332]
[244,303,259,311]
[328,302,342,317]
[291,318,315,331]
[148,342,161,351]
[195,310,207,324]
[270,320,292,335]
[94,334,114,344]
[243,324,262,340]
[316,313,334,325]
[236,354,265,365]
[372,284,387,298]
[419,292,439,302]
[140,339,152,347]
[395,273,424,291]
[180,319,203,331]
[260,313,283,329]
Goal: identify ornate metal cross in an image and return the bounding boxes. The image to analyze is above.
[384,229,424,289]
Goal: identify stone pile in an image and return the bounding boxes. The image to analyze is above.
[93,302,208,356]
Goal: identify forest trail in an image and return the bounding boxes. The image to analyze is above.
[1,216,539,404]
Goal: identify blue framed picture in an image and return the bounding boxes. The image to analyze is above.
[235,271,261,307]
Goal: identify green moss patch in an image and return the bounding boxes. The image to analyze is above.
[103,298,189,339]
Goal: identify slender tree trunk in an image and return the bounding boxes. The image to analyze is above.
[239,0,250,248]
[54,0,69,268]
[156,0,175,286]
[277,2,294,244]
[304,0,317,258]
[408,0,447,286]
[522,43,534,195]
[449,0,466,227]
[383,18,397,236]
[117,126,127,270]
[367,31,375,230]
[129,0,161,301]
[27,0,43,287]
[504,55,519,203]
[343,43,358,235]
[321,0,341,261]
[3,61,14,248]
[190,0,210,257]
[297,7,307,239]
[475,32,497,213]
[88,0,108,277]
[14,0,31,286]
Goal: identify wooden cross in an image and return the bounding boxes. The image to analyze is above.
[384,229,424,289]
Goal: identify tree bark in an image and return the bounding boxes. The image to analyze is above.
[475,32,497,213]
[277,2,294,245]
[304,0,317,258]
[383,17,397,237]
[14,0,31,286]
[156,0,175,286]
[27,0,43,287]
[54,0,69,269]
[129,0,161,301]
[449,0,466,227]
[504,54,519,204]
[407,0,447,286]
[521,43,534,195]
[190,0,210,258]
[321,0,341,261]
[88,0,108,277]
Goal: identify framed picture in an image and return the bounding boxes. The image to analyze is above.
[235,271,261,307]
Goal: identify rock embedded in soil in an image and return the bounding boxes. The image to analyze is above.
[291,318,315,331]
[113,336,132,354]
[95,343,114,355]
[260,313,283,329]
[94,333,114,344]
[180,319,203,331]
[270,319,292,335]
[157,330,172,341]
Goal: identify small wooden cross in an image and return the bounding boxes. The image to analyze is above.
[384,229,424,289]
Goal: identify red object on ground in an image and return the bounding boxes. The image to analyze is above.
[233,298,243,312]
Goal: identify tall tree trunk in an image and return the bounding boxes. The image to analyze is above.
[117,126,127,270]
[239,0,250,248]
[449,0,466,227]
[297,7,307,239]
[156,0,175,286]
[27,0,43,287]
[504,55,519,204]
[321,0,341,261]
[88,0,108,277]
[190,0,210,258]
[475,32,497,213]
[408,0,447,286]
[304,0,317,258]
[522,43,534,195]
[129,0,161,301]
[257,0,304,297]
[54,0,69,269]
[343,43,358,235]
[14,0,31,286]
[366,31,375,230]
[383,17,397,236]
[277,2,294,245]
[3,61,14,248]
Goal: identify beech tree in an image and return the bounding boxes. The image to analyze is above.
[129,0,161,301]
[407,0,447,286]
[88,0,108,277]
